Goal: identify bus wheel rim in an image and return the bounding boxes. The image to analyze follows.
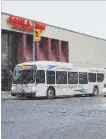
[48,90,53,96]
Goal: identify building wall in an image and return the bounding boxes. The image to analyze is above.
[68,33,106,68]
[2,13,106,68]
[42,26,106,68]
[1,31,9,70]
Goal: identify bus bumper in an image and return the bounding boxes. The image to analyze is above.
[11,91,36,97]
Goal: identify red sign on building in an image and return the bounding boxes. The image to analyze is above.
[8,16,46,33]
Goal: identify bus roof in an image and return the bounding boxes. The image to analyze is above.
[17,61,73,67]
[16,61,106,72]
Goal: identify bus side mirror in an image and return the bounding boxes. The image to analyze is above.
[9,71,13,77]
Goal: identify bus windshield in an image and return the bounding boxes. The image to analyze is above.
[12,65,36,84]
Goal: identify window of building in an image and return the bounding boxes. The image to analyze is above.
[47,71,55,84]
[36,70,45,83]
[56,71,67,84]
[68,72,78,84]
[88,73,96,82]
[79,72,88,84]
[97,73,104,82]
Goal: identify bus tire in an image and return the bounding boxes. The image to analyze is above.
[47,87,55,99]
[93,86,99,96]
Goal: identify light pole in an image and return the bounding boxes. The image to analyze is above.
[32,23,41,61]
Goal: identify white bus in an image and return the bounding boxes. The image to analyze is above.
[11,61,106,98]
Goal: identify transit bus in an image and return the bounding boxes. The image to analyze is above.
[11,61,106,98]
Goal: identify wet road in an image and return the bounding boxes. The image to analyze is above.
[1,96,106,139]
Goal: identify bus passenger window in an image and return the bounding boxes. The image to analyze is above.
[36,70,45,83]
[88,73,96,82]
[97,73,104,82]
[68,72,78,84]
[79,72,88,84]
[47,71,55,84]
[56,71,67,84]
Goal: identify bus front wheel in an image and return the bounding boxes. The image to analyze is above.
[47,87,55,99]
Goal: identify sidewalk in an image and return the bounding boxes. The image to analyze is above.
[1,91,13,100]
[1,91,11,94]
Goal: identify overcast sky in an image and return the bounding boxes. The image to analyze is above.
[2,1,106,39]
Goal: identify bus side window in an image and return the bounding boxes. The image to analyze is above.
[56,71,67,84]
[79,72,88,84]
[36,70,45,83]
[97,73,104,82]
[46,71,55,84]
[68,72,78,84]
[88,73,96,82]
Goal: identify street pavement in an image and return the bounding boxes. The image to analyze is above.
[1,94,106,139]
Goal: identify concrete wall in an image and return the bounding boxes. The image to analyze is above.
[2,13,106,68]
[42,26,106,68]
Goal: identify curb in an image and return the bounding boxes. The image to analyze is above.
[1,93,11,94]
[1,91,11,94]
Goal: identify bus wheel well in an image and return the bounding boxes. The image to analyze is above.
[94,85,98,88]
[94,85,99,90]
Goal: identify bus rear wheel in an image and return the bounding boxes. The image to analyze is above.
[47,87,55,99]
[93,86,99,96]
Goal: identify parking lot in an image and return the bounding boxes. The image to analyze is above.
[1,94,106,139]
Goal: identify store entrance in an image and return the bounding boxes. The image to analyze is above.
[1,30,19,91]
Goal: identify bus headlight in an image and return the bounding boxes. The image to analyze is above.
[12,86,16,91]
[102,88,106,94]
[32,87,35,92]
